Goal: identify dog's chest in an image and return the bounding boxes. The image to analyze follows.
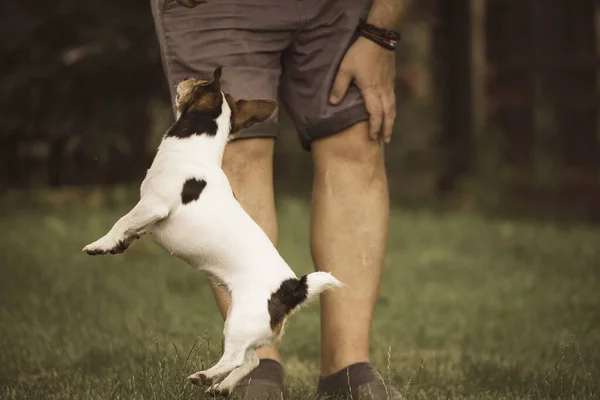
[145,175,241,263]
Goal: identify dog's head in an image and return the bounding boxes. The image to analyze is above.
[174,67,277,138]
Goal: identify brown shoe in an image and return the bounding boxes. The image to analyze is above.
[316,362,404,400]
[230,359,285,400]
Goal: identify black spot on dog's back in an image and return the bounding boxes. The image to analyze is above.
[165,110,219,138]
[181,178,207,204]
[268,276,308,331]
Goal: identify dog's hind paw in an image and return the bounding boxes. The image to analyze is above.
[82,235,130,256]
[187,371,212,386]
[205,384,230,397]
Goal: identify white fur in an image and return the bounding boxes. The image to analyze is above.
[306,271,345,300]
[82,86,342,394]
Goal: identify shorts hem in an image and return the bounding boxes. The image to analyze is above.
[299,103,370,151]
[228,131,278,143]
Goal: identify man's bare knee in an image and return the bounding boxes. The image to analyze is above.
[312,122,386,184]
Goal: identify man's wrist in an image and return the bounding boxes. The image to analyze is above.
[365,16,398,31]
[357,19,400,51]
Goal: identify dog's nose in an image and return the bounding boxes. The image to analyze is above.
[183,77,191,80]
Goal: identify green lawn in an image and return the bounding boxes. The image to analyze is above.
[1,196,599,399]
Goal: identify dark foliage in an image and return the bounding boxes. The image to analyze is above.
[0,0,169,189]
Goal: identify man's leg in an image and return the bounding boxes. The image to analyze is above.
[210,137,282,363]
[274,0,402,393]
[310,121,389,376]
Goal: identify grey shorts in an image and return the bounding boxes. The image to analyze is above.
[151,0,371,150]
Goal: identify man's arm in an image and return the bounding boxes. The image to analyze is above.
[366,0,408,30]
[329,0,409,143]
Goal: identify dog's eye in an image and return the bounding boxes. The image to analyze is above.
[175,93,180,102]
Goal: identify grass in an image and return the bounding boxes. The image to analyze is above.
[1,195,599,399]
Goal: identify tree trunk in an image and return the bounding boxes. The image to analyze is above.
[433,0,473,194]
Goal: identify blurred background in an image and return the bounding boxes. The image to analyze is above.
[1,0,598,222]
[1,1,599,399]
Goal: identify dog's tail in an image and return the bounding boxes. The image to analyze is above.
[304,271,344,300]
[268,272,343,330]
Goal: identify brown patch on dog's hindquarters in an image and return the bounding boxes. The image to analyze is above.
[267,276,308,335]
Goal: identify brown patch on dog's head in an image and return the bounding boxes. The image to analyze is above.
[175,67,223,116]
[175,67,277,137]
[224,93,277,136]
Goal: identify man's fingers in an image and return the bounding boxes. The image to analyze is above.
[330,66,353,105]
[382,92,396,143]
[362,89,383,140]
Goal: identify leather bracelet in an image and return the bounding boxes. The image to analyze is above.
[357,19,400,51]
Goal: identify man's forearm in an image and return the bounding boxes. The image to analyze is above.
[366,0,410,30]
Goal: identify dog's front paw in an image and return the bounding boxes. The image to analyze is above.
[82,235,129,256]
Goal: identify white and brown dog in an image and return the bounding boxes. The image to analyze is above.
[82,67,342,395]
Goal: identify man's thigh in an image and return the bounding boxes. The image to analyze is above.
[280,0,372,151]
[151,0,296,140]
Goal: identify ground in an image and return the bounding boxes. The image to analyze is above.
[1,195,599,399]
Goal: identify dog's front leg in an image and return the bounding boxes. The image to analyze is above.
[83,200,169,255]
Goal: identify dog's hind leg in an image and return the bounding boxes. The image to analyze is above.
[187,338,249,387]
[188,303,267,388]
[207,348,259,396]
[83,199,169,255]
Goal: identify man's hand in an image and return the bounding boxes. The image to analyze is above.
[329,36,396,144]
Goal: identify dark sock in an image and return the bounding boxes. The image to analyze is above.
[317,362,377,398]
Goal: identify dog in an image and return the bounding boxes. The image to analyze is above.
[82,66,343,395]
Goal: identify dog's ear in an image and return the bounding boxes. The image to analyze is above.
[230,98,278,133]
[212,66,222,81]
[204,66,222,93]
